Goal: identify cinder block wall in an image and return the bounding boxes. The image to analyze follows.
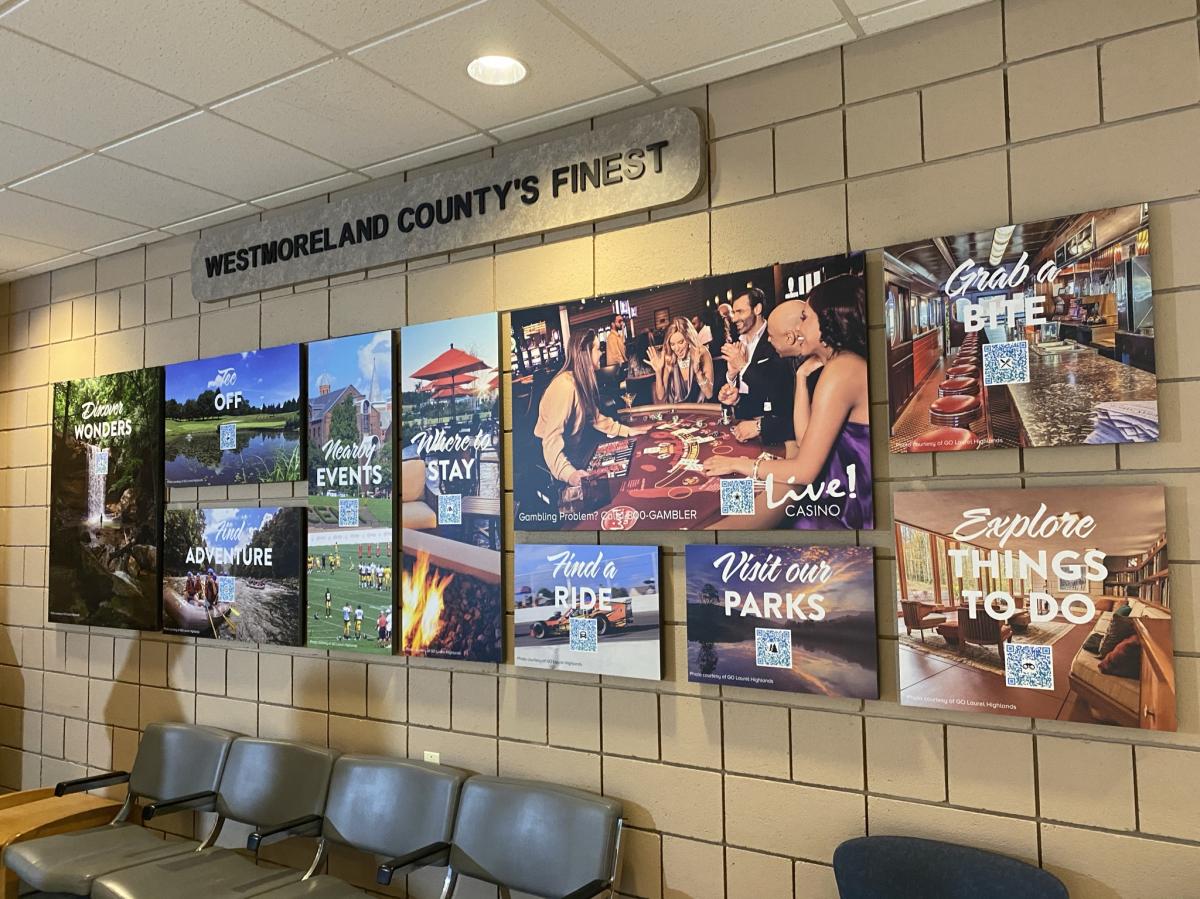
[2,2,1200,896]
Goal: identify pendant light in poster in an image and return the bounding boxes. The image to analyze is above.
[399,314,502,662]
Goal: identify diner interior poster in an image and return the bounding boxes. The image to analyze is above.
[893,486,1175,730]
[509,254,872,532]
[164,344,303,487]
[48,369,164,630]
[305,332,394,654]
[399,313,502,662]
[685,544,878,697]
[883,203,1157,454]
[513,545,661,679]
[162,505,305,645]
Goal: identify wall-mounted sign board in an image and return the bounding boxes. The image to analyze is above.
[191,107,706,301]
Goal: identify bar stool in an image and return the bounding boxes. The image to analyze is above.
[908,426,979,452]
[937,376,979,397]
[929,394,982,428]
[945,364,977,378]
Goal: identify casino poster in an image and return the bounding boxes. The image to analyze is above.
[685,544,878,697]
[162,505,305,645]
[509,254,872,531]
[399,313,502,662]
[305,332,394,654]
[164,345,303,487]
[894,486,1175,730]
[48,370,163,630]
[513,545,661,679]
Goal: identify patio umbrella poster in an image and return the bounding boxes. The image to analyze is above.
[305,331,394,654]
[893,486,1174,729]
[399,313,502,662]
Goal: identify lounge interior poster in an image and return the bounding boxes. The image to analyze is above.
[399,313,502,662]
[164,345,303,486]
[49,370,163,630]
[514,545,661,679]
[685,545,878,697]
[510,255,872,531]
[894,486,1175,730]
[305,332,394,654]
[162,505,304,645]
[884,203,1157,454]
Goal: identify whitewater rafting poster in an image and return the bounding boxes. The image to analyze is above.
[685,544,878,697]
[164,345,302,487]
[306,331,394,654]
[399,313,502,662]
[49,370,163,630]
[162,505,304,645]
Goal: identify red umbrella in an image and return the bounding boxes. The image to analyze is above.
[410,344,488,422]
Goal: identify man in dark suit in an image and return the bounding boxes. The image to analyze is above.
[717,287,795,444]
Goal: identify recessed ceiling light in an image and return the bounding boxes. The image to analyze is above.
[467,55,527,86]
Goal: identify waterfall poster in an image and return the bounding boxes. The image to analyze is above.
[399,313,502,662]
[49,370,164,630]
[305,331,394,654]
[514,545,661,679]
[685,544,878,697]
[164,345,303,487]
[162,505,304,644]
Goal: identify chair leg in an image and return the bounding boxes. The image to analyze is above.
[438,868,459,899]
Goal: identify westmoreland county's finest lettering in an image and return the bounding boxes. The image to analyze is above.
[894,486,1175,730]
[192,107,705,300]
[686,545,878,697]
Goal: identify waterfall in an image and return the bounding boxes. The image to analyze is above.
[86,444,108,526]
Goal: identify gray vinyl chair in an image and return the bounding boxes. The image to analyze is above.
[88,737,338,899]
[438,776,624,899]
[3,721,237,895]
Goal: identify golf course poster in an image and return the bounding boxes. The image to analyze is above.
[49,369,164,630]
[514,544,661,679]
[164,345,302,487]
[399,313,502,662]
[162,505,304,644]
[305,331,394,654]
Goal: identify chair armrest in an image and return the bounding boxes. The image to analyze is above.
[375,841,451,885]
[55,771,130,796]
[560,879,612,899]
[246,814,324,852]
[141,791,218,821]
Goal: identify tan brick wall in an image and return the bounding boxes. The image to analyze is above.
[2,2,1200,896]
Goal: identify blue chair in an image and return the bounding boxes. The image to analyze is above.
[833,836,1069,898]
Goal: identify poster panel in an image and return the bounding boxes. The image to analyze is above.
[162,506,304,645]
[509,254,872,531]
[399,313,502,662]
[685,544,878,696]
[305,332,394,654]
[514,544,661,679]
[49,370,163,629]
[164,345,302,486]
[894,486,1175,730]
[884,203,1158,453]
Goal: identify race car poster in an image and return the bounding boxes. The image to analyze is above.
[164,345,303,487]
[49,369,163,630]
[894,486,1175,729]
[509,254,872,531]
[162,505,305,645]
[686,544,878,697]
[305,332,394,654]
[399,313,502,662]
[514,544,661,679]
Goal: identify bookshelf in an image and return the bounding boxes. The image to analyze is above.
[1103,533,1169,610]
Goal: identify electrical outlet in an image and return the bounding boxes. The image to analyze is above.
[423,750,440,764]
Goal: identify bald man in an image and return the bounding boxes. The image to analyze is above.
[765,299,807,358]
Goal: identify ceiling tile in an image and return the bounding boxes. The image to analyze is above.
[0,122,81,185]
[0,232,75,272]
[0,30,190,147]
[253,172,368,209]
[352,0,635,130]
[2,0,329,104]
[0,189,144,249]
[247,0,466,50]
[859,0,990,34]
[161,203,258,236]
[82,230,166,256]
[11,250,93,278]
[489,85,654,142]
[359,133,496,179]
[550,0,843,80]
[104,112,345,200]
[215,59,474,169]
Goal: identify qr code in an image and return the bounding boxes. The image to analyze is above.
[720,478,755,516]
[337,497,359,528]
[94,448,109,475]
[217,576,236,603]
[983,340,1030,386]
[755,627,792,669]
[438,493,462,525]
[1004,643,1054,690]
[569,616,598,653]
[219,422,237,450]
